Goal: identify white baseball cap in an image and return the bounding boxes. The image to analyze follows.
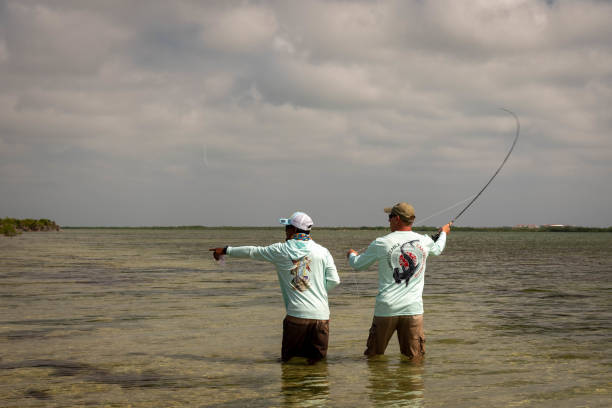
[279,211,313,231]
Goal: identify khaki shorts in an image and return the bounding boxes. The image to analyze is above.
[282,315,329,364]
[364,315,425,359]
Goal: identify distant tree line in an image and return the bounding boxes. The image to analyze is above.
[1,218,60,236]
[60,225,612,232]
[533,225,612,232]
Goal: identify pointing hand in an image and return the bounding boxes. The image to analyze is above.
[209,247,226,261]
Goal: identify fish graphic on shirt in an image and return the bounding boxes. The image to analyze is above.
[290,256,311,292]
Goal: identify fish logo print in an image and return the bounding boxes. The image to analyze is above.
[290,256,311,292]
[392,240,425,286]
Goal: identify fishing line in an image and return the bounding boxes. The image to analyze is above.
[431,108,520,239]
[348,109,519,292]
[347,195,476,296]
[348,195,474,255]
[415,194,477,226]
[346,270,363,298]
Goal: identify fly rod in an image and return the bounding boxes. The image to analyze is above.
[431,108,520,241]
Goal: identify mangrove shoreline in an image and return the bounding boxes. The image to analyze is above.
[1,218,61,236]
[4,218,610,236]
[61,225,612,233]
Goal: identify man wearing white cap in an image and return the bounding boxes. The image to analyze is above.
[209,211,340,364]
[346,202,451,360]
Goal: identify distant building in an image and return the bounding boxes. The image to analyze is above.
[513,224,540,229]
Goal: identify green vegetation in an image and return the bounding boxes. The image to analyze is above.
[5,218,609,236]
[532,225,612,232]
[1,218,61,236]
[417,226,612,232]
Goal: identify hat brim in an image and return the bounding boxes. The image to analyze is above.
[279,218,291,225]
[383,207,393,213]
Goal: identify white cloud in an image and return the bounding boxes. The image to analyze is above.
[3,2,128,75]
[272,35,295,55]
[203,73,236,101]
[276,60,383,106]
[0,38,7,63]
[201,5,278,53]
[422,0,551,50]
[272,1,397,63]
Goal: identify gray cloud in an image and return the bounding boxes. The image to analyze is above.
[1,0,611,227]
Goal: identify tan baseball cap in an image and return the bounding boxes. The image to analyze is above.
[384,202,415,223]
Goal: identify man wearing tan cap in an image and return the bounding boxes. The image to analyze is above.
[346,202,451,360]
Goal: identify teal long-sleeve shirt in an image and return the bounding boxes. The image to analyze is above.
[348,230,446,316]
[226,239,340,320]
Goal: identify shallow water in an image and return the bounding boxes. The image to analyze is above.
[1,229,610,407]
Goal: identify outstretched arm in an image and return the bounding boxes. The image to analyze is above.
[347,240,379,270]
[210,244,284,263]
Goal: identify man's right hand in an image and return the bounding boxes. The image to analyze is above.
[209,247,227,261]
[346,249,358,259]
[441,223,452,234]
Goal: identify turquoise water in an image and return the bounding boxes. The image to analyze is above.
[1,229,611,407]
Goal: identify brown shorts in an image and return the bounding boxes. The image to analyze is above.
[364,315,425,359]
[282,315,329,363]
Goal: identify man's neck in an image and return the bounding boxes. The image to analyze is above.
[392,226,413,232]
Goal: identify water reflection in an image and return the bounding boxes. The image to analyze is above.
[367,358,424,407]
[0,359,188,389]
[281,361,329,407]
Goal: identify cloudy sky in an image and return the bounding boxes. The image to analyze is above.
[1,0,610,227]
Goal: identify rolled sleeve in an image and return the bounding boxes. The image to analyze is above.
[324,251,341,291]
[425,232,446,256]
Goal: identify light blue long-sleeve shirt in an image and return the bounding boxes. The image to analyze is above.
[227,239,340,320]
[348,230,446,316]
